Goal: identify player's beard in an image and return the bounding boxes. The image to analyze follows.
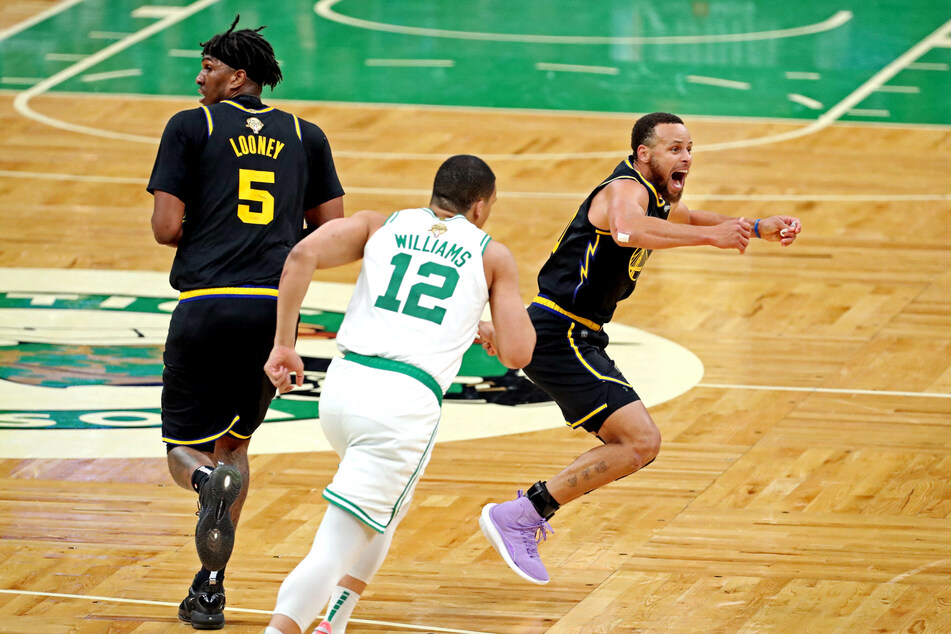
[649,156,684,204]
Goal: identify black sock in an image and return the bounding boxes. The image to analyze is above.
[192,566,226,589]
[525,481,560,520]
[191,465,214,493]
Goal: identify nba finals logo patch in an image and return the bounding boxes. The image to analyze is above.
[246,117,264,134]
[0,269,700,459]
[429,222,447,238]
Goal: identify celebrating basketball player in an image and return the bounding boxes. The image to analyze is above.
[478,112,802,585]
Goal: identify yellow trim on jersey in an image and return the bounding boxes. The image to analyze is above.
[568,404,608,429]
[532,295,602,331]
[623,158,666,208]
[594,229,612,235]
[178,287,279,301]
[163,415,239,445]
[228,428,252,440]
[200,105,213,136]
[567,322,633,388]
[221,99,275,114]
[292,114,302,141]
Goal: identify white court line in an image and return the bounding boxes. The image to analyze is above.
[785,71,821,80]
[0,589,492,634]
[0,169,144,184]
[1,78,42,85]
[788,93,824,110]
[1,170,950,202]
[907,62,949,71]
[365,58,455,67]
[131,6,187,19]
[10,13,951,160]
[886,559,951,584]
[45,53,87,62]
[848,108,891,117]
[536,62,619,75]
[316,0,852,45]
[0,0,85,43]
[698,383,951,399]
[684,192,951,201]
[686,75,751,90]
[13,0,220,144]
[1,169,950,202]
[874,85,921,93]
[80,68,143,83]
[694,18,951,152]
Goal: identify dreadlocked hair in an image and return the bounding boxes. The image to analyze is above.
[200,15,283,89]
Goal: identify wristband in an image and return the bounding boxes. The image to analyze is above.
[753,219,761,238]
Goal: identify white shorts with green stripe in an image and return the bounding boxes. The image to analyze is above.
[320,355,441,533]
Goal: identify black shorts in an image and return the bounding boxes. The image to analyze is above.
[161,293,277,452]
[522,303,640,434]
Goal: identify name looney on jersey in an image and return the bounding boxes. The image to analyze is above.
[394,233,472,267]
[229,134,286,159]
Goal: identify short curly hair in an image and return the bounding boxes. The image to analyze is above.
[430,155,496,215]
[631,112,684,152]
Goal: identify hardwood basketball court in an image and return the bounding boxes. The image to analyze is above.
[1,1,950,632]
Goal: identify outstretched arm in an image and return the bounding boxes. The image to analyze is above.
[478,241,535,369]
[264,210,386,393]
[670,202,802,247]
[593,179,752,252]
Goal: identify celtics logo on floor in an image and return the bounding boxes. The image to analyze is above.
[0,269,701,458]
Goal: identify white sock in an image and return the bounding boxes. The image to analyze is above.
[324,586,361,633]
[264,628,283,634]
[271,506,373,632]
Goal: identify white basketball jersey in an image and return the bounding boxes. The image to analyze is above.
[335,207,492,392]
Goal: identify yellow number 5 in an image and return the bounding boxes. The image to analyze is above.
[237,169,275,225]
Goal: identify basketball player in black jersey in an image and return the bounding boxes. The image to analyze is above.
[147,17,344,629]
[478,112,802,585]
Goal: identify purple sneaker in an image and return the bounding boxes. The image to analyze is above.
[479,491,553,584]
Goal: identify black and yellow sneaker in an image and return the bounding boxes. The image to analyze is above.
[195,464,242,571]
[178,577,226,630]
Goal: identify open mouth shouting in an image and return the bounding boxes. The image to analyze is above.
[669,169,688,196]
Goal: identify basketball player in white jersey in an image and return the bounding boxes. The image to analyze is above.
[262,155,535,634]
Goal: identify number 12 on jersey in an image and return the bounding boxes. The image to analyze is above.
[375,253,459,325]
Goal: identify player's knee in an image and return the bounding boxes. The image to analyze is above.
[639,424,661,465]
[622,422,660,472]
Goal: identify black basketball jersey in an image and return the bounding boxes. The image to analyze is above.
[148,94,344,291]
[535,157,671,326]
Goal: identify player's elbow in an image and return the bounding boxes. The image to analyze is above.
[286,240,320,272]
[496,331,536,369]
[151,221,181,246]
[613,228,634,246]
[501,350,532,370]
